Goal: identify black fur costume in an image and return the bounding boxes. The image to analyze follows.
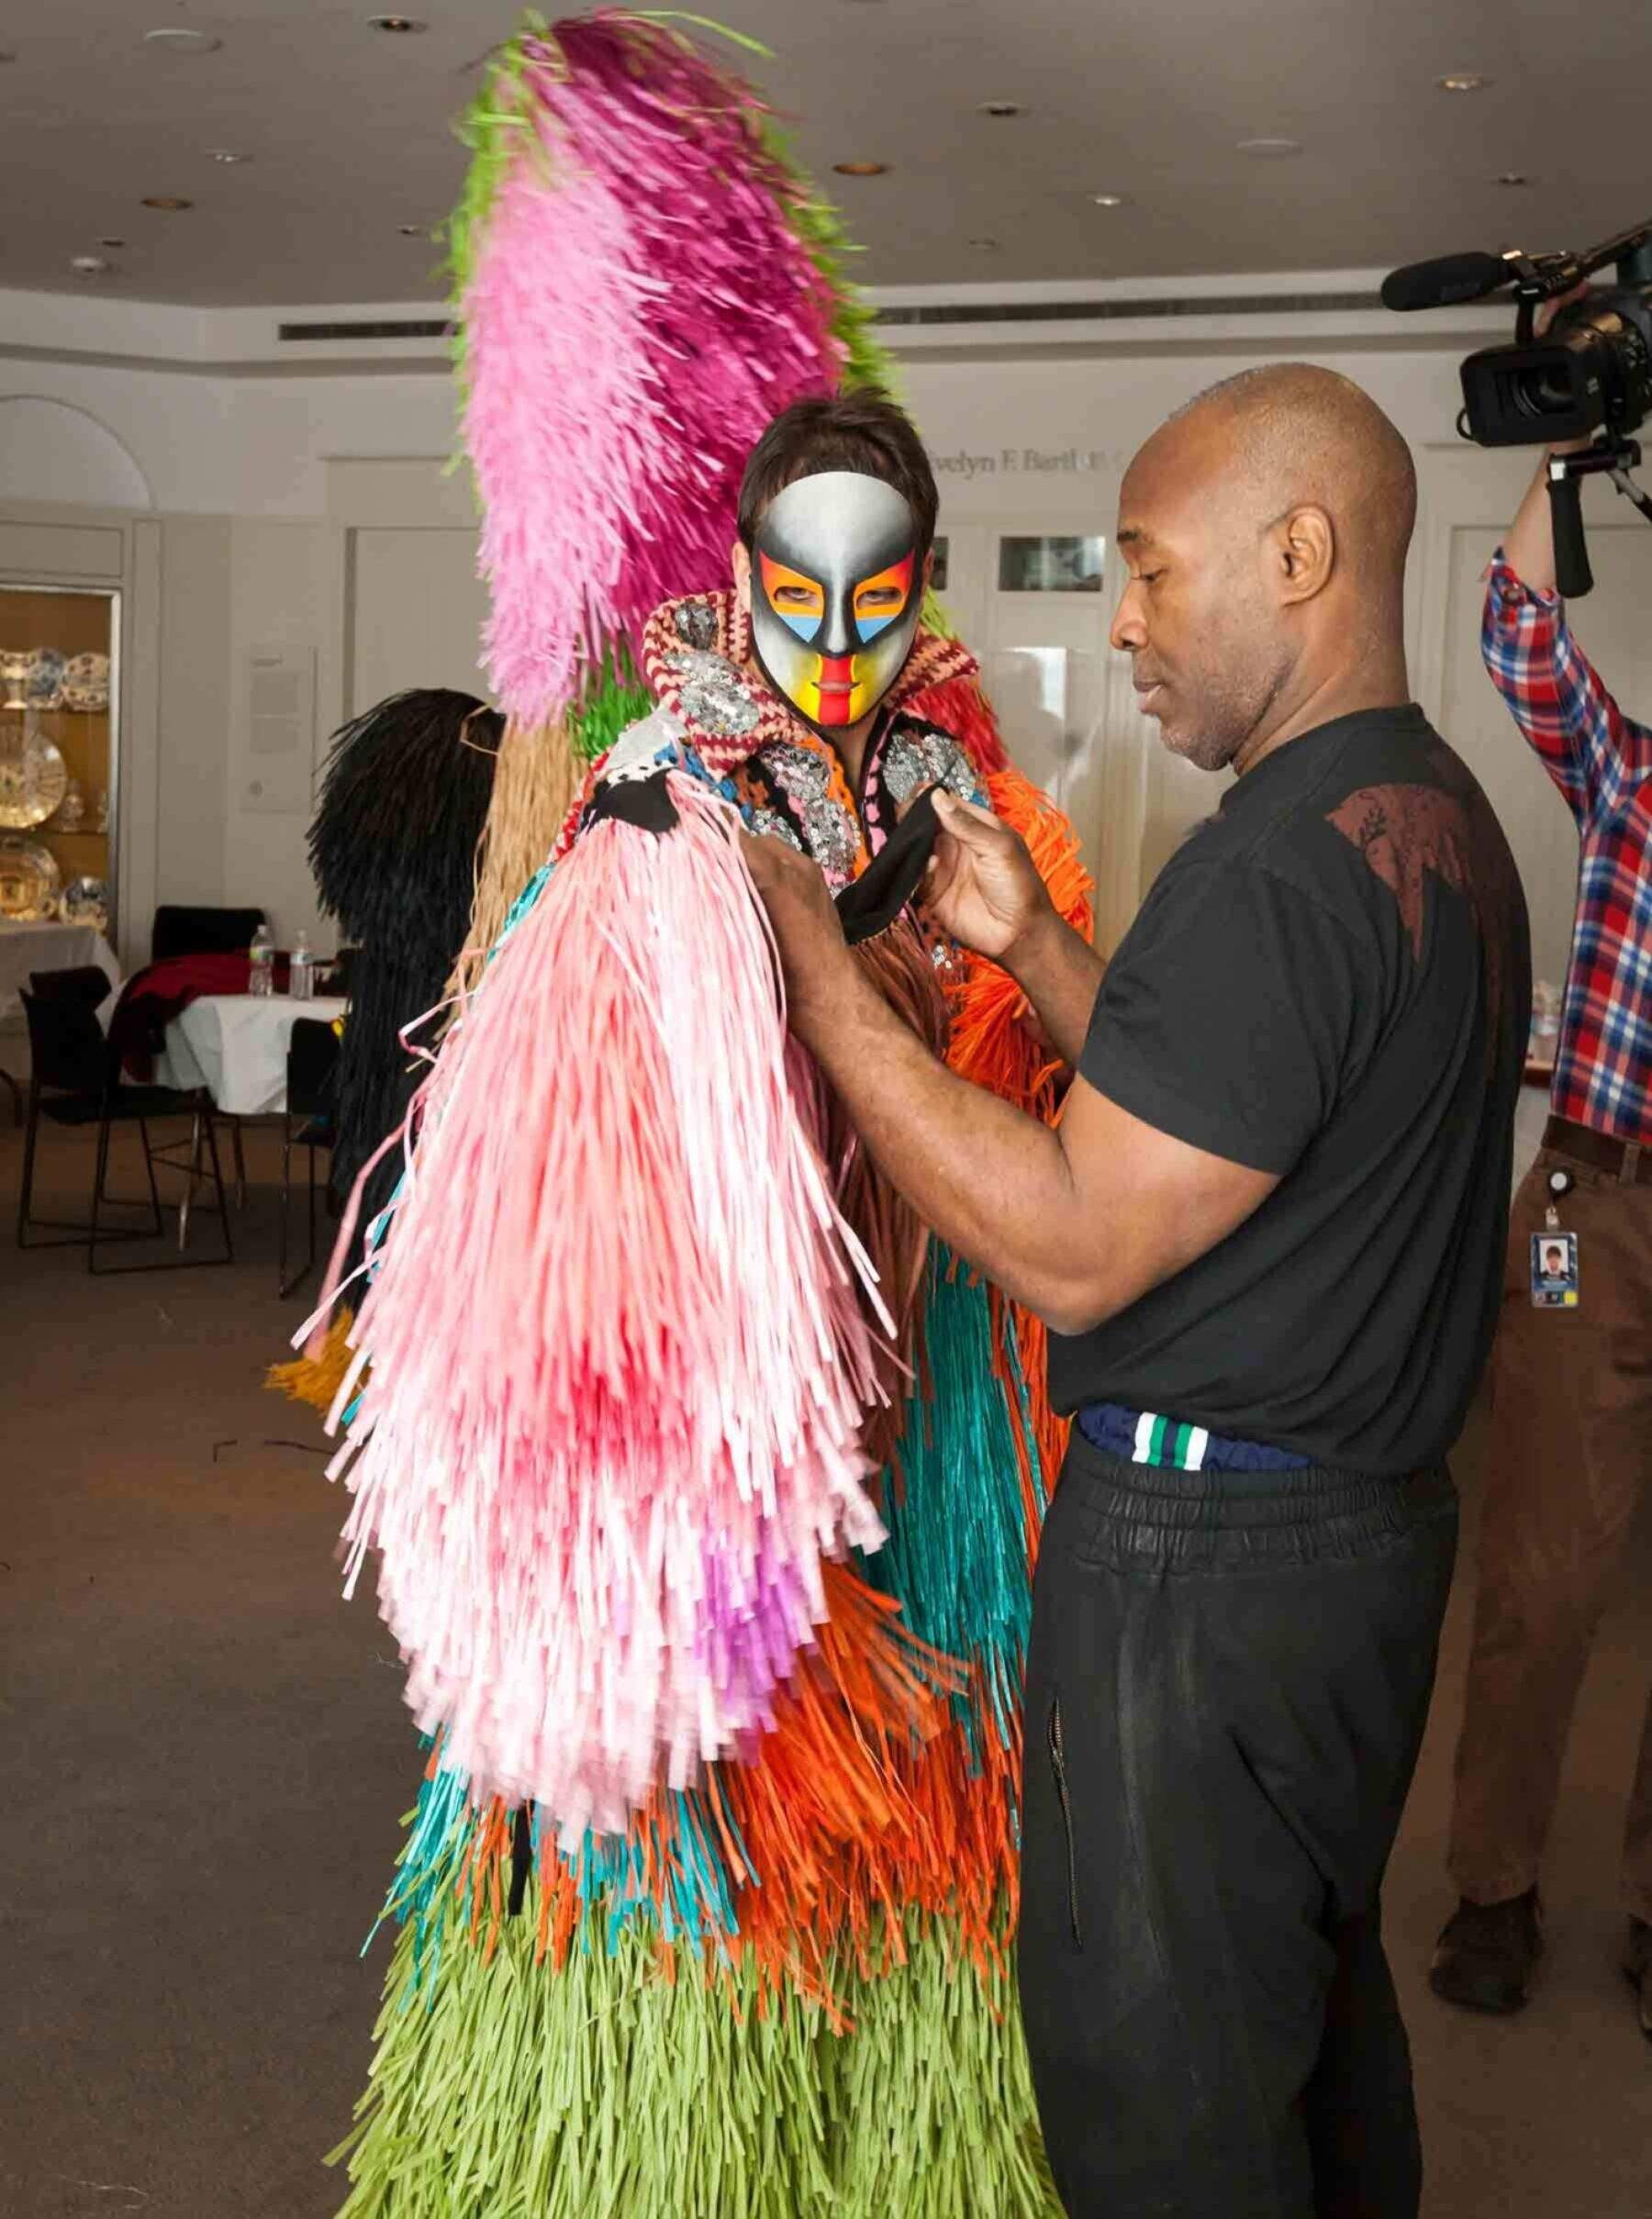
[308,688,501,1279]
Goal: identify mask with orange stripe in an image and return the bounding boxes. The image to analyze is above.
[749,471,924,732]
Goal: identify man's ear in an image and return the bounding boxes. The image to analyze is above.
[731,538,752,610]
[921,544,935,592]
[1270,504,1335,607]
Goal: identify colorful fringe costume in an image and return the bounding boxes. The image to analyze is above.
[318,17,1092,2215]
[270,692,500,1411]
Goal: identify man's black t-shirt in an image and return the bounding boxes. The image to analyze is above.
[1048,704,1531,1475]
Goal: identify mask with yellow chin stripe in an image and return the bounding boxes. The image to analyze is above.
[748,471,924,733]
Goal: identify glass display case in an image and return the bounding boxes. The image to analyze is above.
[0,585,117,934]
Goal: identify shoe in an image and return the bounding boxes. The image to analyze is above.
[1429,1889,1543,2013]
[1623,1918,1652,2040]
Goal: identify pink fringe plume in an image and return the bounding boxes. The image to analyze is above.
[465,18,850,728]
[323,778,892,1842]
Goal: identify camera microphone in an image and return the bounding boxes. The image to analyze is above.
[1379,251,1513,312]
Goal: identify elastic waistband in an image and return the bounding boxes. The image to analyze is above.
[1055,1432,1457,1570]
[1076,1400,1309,1473]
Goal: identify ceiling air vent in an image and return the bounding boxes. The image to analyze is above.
[874,290,1380,328]
[278,318,454,341]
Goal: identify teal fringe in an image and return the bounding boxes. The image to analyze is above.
[863,1249,1035,1751]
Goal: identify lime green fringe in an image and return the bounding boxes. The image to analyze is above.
[568,646,655,764]
[330,1898,1057,2217]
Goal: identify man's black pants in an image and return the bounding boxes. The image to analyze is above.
[1018,1438,1457,2218]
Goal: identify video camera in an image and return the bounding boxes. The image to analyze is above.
[1381,221,1652,596]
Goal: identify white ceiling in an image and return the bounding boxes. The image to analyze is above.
[5,0,1650,307]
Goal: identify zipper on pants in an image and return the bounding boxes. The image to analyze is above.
[1048,1695,1083,1948]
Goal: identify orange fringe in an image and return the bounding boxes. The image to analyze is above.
[264,1305,354,1414]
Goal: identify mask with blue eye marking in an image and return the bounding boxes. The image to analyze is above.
[749,471,924,733]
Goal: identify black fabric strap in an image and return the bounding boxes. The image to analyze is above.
[508,1804,534,1917]
[586,768,679,835]
[835,786,943,946]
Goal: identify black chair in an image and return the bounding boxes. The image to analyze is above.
[151,905,267,964]
[317,945,356,998]
[146,915,267,1199]
[279,1017,339,1299]
[17,977,233,1272]
[3,967,106,1127]
[28,964,114,1010]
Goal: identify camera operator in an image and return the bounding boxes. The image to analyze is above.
[1431,295,1652,2036]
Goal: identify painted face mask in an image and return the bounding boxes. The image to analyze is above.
[749,472,923,730]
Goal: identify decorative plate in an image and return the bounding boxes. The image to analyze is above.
[25,648,67,710]
[0,835,61,920]
[62,652,111,713]
[0,716,69,830]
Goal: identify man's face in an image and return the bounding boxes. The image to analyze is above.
[1110,419,1293,774]
[748,472,922,730]
[1544,1245,1567,1274]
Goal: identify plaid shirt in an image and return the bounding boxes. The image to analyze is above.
[1482,554,1652,1142]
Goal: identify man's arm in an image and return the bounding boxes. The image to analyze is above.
[745,834,1276,1333]
[1484,540,1651,813]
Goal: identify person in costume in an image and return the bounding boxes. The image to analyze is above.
[311,19,1090,2217]
[327,383,1091,2219]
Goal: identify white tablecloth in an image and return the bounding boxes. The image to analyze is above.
[154,993,346,1117]
[0,917,120,1019]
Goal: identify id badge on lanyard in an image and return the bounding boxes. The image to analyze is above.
[1530,1169,1580,1310]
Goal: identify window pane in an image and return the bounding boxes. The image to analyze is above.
[997,534,1105,593]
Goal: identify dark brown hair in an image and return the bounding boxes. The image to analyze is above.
[736,388,939,553]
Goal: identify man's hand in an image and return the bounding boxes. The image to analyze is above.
[1503,285,1596,591]
[739,830,853,1037]
[920,789,1055,964]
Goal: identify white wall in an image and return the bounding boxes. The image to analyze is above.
[3,318,1638,969]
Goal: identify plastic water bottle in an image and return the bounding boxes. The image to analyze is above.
[289,929,314,1001]
[249,920,274,998]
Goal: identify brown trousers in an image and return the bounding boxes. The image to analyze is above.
[1447,1135,1652,1921]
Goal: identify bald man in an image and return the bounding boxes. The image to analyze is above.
[743,363,1529,2217]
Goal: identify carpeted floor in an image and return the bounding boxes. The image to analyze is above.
[2,1105,1649,2219]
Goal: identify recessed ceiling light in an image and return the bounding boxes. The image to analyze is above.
[397,223,429,236]
[207,149,249,164]
[832,161,889,177]
[968,237,1000,251]
[1236,137,1303,158]
[1495,172,1531,187]
[99,236,128,249]
[1089,192,1132,208]
[70,255,111,278]
[369,13,428,29]
[143,27,223,54]
[1438,72,1491,93]
[141,195,195,212]
[977,100,1024,119]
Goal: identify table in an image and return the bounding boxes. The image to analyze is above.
[155,993,347,1117]
[0,916,120,1020]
